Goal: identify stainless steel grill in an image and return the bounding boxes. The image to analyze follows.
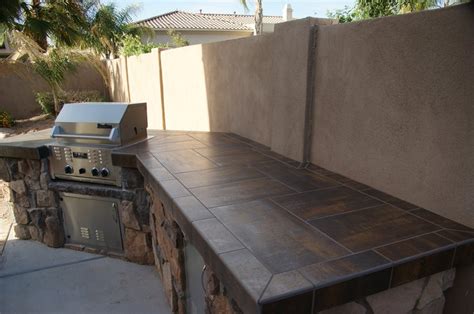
[49,102,147,186]
[48,102,147,253]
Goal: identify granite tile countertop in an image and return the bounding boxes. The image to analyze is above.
[112,131,474,313]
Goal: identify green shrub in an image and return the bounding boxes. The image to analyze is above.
[36,90,105,114]
[0,111,15,128]
[120,34,167,57]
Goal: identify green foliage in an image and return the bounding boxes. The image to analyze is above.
[84,3,148,59]
[36,90,104,115]
[120,34,165,57]
[32,48,77,89]
[0,111,15,128]
[328,0,441,22]
[327,6,357,23]
[167,29,189,48]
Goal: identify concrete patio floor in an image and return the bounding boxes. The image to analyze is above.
[0,233,171,314]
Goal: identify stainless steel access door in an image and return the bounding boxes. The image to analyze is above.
[60,192,123,252]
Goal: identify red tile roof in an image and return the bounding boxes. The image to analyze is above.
[135,10,283,31]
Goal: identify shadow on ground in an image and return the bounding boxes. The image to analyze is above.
[0,236,171,314]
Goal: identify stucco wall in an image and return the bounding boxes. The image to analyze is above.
[310,4,474,228]
[127,49,165,130]
[146,30,252,46]
[0,63,107,119]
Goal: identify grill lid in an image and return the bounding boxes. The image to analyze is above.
[51,102,147,146]
[55,103,129,124]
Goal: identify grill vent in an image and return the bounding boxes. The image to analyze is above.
[95,229,105,242]
[80,227,90,239]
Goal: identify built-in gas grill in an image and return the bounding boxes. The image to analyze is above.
[49,102,147,186]
[48,102,147,253]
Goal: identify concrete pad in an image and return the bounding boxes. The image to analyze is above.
[0,239,100,277]
[0,237,171,314]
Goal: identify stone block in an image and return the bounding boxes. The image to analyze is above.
[28,225,42,242]
[14,224,31,240]
[84,247,100,254]
[40,172,49,190]
[367,276,425,314]
[9,180,26,195]
[28,160,41,174]
[119,200,140,230]
[441,268,456,291]
[162,261,178,313]
[12,204,29,225]
[18,160,30,176]
[123,228,154,265]
[417,272,444,309]
[26,176,41,191]
[415,296,445,314]
[0,158,11,182]
[36,190,56,208]
[121,168,144,189]
[16,194,30,208]
[43,215,64,248]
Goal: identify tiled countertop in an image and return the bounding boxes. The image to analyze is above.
[0,129,51,159]
[112,131,474,313]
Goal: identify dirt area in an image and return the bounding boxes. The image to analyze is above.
[2,114,54,138]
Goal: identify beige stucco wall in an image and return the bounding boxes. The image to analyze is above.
[145,30,252,46]
[106,57,129,103]
[0,63,107,119]
[310,4,474,228]
[127,49,164,129]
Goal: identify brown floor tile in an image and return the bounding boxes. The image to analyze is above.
[362,188,418,210]
[206,150,274,167]
[300,251,390,287]
[194,145,253,158]
[191,177,294,208]
[410,208,474,232]
[375,233,453,262]
[175,166,264,189]
[154,149,217,173]
[272,186,382,221]
[255,162,339,193]
[437,229,474,242]
[211,200,348,273]
[310,205,440,252]
[149,140,208,153]
[189,133,242,146]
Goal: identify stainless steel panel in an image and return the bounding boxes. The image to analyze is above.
[49,145,121,186]
[60,192,123,252]
[185,243,206,314]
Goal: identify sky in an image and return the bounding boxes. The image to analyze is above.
[112,0,356,22]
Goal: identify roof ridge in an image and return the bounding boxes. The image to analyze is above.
[133,10,180,24]
[203,13,283,18]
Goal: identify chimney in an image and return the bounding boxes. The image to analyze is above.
[283,4,293,21]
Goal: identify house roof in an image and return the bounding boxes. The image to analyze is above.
[135,10,283,32]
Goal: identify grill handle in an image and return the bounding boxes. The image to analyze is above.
[51,126,120,143]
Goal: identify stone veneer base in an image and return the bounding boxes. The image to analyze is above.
[0,157,154,265]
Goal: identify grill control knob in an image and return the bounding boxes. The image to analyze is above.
[100,168,110,177]
[91,167,99,177]
[79,168,86,174]
[64,165,73,174]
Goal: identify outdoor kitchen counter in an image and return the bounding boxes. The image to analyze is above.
[0,129,52,160]
[110,131,472,313]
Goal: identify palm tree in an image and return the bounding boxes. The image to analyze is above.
[84,3,146,59]
[239,0,263,35]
